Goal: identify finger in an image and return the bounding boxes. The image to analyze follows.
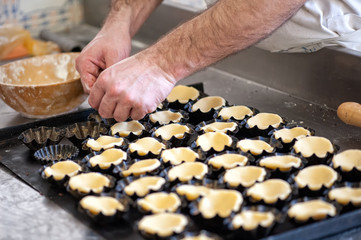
[113,104,132,122]
[97,93,117,119]
[88,83,105,110]
[130,102,157,120]
[80,73,96,94]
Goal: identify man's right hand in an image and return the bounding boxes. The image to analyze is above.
[75,22,132,94]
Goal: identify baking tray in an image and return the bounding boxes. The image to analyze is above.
[1,108,361,240]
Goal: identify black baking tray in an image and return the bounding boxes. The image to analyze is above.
[1,108,361,240]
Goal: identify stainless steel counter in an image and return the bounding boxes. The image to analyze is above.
[1,2,361,240]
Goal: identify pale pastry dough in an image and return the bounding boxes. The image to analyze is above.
[168,162,208,182]
[124,176,166,197]
[149,110,183,125]
[224,166,267,188]
[79,196,125,216]
[111,120,145,137]
[122,159,161,177]
[161,147,199,165]
[246,179,292,203]
[44,160,81,181]
[138,213,188,237]
[217,105,253,120]
[86,135,124,151]
[68,172,111,193]
[208,153,248,170]
[196,132,232,152]
[293,136,334,158]
[328,187,361,206]
[129,137,165,156]
[332,149,361,171]
[288,200,336,222]
[232,210,275,231]
[259,155,302,171]
[247,113,283,130]
[273,127,311,143]
[294,165,338,190]
[237,139,274,155]
[198,189,243,218]
[154,124,190,141]
[166,85,199,104]
[175,185,211,201]
[89,148,126,169]
[137,192,181,213]
[200,121,237,133]
[191,96,226,113]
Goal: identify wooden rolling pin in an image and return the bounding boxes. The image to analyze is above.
[337,102,361,128]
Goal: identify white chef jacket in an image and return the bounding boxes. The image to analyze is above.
[205,0,361,53]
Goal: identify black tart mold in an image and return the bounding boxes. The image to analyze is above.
[65,121,108,148]
[257,153,305,179]
[18,126,66,151]
[245,179,294,209]
[116,175,167,201]
[236,137,282,159]
[330,149,361,182]
[137,212,190,240]
[286,197,340,226]
[269,126,314,153]
[205,151,254,179]
[215,105,258,123]
[66,172,116,199]
[188,189,243,234]
[81,149,129,174]
[225,205,281,240]
[191,132,237,157]
[39,160,83,188]
[242,112,286,138]
[34,144,79,165]
[87,111,116,128]
[81,135,128,153]
[185,96,227,125]
[195,119,240,137]
[170,230,222,240]
[113,158,163,179]
[78,193,131,224]
[150,123,196,148]
[327,182,361,213]
[291,136,338,166]
[291,165,340,197]
[147,109,189,127]
[128,137,168,160]
[110,120,151,141]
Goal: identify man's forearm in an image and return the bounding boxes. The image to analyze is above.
[104,0,163,37]
[141,0,307,81]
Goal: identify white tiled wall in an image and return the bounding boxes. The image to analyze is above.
[0,0,83,36]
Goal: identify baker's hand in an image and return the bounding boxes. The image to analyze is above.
[88,53,177,121]
[75,24,132,93]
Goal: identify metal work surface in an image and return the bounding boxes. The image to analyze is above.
[1,2,361,239]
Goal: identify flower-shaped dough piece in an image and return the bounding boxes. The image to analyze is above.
[138,213,188,237]
[247,113,283,130]
[192,96,226,113]
[196,132,232,152]
[124,176,166,197]
[161,147,199,165]
[217,105,253,121]
[79,196,125,216]
[129,137,166,156]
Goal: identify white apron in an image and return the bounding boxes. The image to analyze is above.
[205,0,361,53]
